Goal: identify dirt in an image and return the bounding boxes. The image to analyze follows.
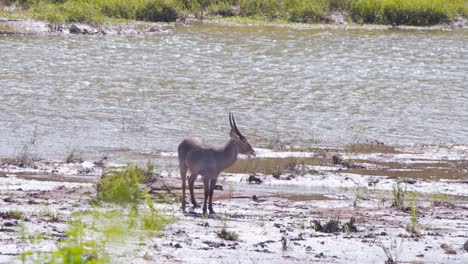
[1,12,467,37]
[0,18,174,36]
[0,144,467,263]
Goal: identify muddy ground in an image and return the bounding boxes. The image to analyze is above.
[0,144,467,263]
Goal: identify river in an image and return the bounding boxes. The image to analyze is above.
[1,24,467,161]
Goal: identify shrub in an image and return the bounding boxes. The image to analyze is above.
[96,164,149,205]
[239,0,286,20]
[287,0,328,23]
[135,0,180,22]
[141,197,175,231]
[96,0,139,20]
[350,0,463,26]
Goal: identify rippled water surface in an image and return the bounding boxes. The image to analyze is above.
[1,24,467,160]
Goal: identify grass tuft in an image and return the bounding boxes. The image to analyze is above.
[391,179,406,210]
[217,212,238,241]
[6,209,23,220]
[96,163,150,205]
[141,197,175,232]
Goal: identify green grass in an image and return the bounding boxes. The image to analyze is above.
[391,179,407,210]
[96,163,151,205]
[7,209,23,219]
[20,219,109,264]
[429,192,453,207]
[405,194,420,234]
[226,156,319,175]
[3,0,466,26]
[141,197,175,232]
[217,212,238,241]
[20,200,176,263]
[350,0,465,26]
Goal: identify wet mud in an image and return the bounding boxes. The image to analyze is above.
[0,144,467,263]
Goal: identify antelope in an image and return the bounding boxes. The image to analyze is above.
[178,113,255,215]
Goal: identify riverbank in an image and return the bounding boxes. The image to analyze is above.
[1,14,466,37]
[1,144,467,263]
[0,0,467,36]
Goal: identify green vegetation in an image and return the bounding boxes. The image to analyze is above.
[226,156,317,176]
[7,209,23,219]
[405,195,419,234]
[20,199,175,263]
[39,207,59,222]
[21,219,109,264]
[96,163,152,205]
[217,212,239,241]
[141,196,175,232]
[15,159,175,263]
[429,192,453,207]
[353,187,364,207]
[350,0,465,26]
[345,143,399,154]
[2,0,465,26]
[391,179,406,210]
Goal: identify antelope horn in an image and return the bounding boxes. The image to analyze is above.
[229,112,234,130]
[231,113,244,138]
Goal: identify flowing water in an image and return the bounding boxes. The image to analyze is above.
[1,24,467,162]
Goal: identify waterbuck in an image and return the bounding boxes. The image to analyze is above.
[178,113,255,215]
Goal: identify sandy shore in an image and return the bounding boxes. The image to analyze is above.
[0,145,467,263]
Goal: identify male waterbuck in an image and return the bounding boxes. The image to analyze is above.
[178,113,255,215]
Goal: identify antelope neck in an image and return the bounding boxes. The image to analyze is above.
[216,139,239,171]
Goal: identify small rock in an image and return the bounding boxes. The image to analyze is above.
[3,221,16,227]
[248,174,262,184]
[174,243,182,249]
[441,243,450,250]
[305,246,312,252]
[441,243,457,254]
[148,26,162,32]
[416,254,424,258]
[69,25,81,34]
[143,252,154,261]
[203,241,225,248]
[402,178,416,185]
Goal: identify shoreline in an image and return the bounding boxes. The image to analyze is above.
[1,15,467,37]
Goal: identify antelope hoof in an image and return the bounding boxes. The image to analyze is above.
[209,208,216,215]
[192,203,200,208]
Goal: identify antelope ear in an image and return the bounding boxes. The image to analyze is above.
[230,129,240,139]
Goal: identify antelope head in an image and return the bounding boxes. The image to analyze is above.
[229,113,255,157]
